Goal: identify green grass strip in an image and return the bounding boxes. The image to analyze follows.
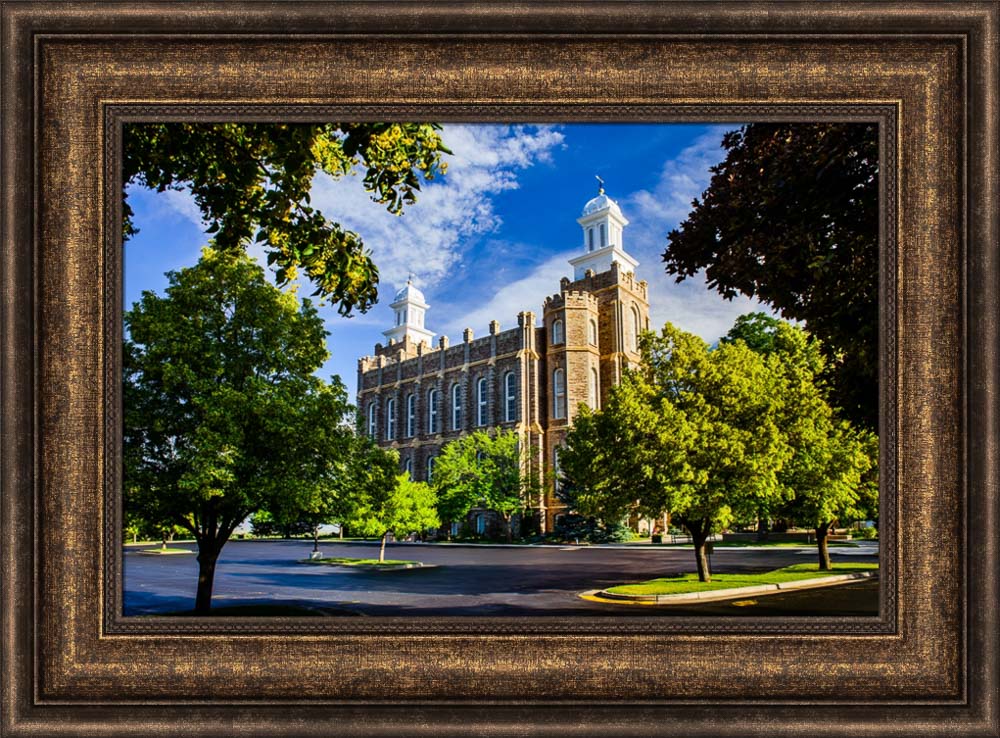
[302,557,417,566]
[605,562,878,596]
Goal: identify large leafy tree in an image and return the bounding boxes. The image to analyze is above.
[664,123,879,430]
[561,324,792,582]
[433,429,529,543]
[124,248,360,613]
[350,469,440,563]
[726,314,878,568]
[124,122,450,315]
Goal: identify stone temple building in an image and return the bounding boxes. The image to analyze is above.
[356,188,650,534]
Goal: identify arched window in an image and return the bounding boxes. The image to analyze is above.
[426,456,435,483]
[630,305,641,351]
[551,319,564,345]
[406,393,416,437]
[386,398,396,440]
[600,223,607,248]
[451,383,462,430]
[553,368,566,419]
[427,388,439,434]
[589,318,598,346]
[403,457,412,479]
[504,371,517,422]
[590,367,600,409]
[476,377,488,426]
[367,402,376,438]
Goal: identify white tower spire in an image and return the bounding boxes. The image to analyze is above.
[568,179,638,280]
[383,276,435,345]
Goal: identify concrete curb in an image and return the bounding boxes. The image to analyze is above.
[589,571,877,604]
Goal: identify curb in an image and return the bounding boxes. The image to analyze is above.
[589,571,877,605]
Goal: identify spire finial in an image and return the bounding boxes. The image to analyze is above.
[407,272,414,285]
[595,175,605,195]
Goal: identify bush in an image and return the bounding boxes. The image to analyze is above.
[553,515,635,543]
[855,525,878,540]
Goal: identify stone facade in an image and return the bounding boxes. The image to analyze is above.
[356,190,650,533]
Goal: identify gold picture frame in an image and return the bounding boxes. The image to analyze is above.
[1,2,996,735]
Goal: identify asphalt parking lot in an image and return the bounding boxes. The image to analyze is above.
[124,539,879,617]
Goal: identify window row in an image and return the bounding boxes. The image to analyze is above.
[401,454,436,482]
[367,372,520,440]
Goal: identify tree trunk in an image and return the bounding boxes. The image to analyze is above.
[312,525,320,553]
[504,515,512,544]
[683,518,712,582]
[160,530,168,551]
[379,531,388,563]
[816,522,832,570]
[756,509,768,542]
[194,543,221,614]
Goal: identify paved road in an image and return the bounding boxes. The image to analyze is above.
[124,539,879,617]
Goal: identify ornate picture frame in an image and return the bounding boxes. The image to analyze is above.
[2,2,996,735]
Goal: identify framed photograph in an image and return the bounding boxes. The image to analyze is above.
[2,2,996,736]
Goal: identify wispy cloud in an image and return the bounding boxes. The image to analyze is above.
[439,250,576,337]
[309,124,566,292]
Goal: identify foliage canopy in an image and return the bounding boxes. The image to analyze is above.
[664,123,879,430]
[124,122,450,315]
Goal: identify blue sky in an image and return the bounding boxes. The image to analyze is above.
[125,123,766,400]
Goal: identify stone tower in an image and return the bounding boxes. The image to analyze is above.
[541,185,650,530]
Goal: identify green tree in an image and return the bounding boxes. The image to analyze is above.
[350,470,440,563]
[561,324,792,582]
[124,122,450,315]
[124,248,358,613]
[558,374,690,532]
[725,315,879,568]
[664,123,879,430]
[433,429,528,543]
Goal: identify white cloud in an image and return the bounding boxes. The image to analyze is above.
[308,124,565,293]
[440,250,575,337]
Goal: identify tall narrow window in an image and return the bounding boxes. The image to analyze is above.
[551,319,564,345]
[406,393,416,437]
[451,383,462,430]
[630,305,641,351]
[427,388,439,434]
[476,377,488,426]
[367,402,376,438]
[589,319,598,346]
[504,371,517,422]
[600,223,607,247]
[386,398,396,440]
[588,228,594,251]
[590,367,600,409]
[553,368,566,419]
[426,456,435,482]
[404,457,412,479]
[553,445,562,492]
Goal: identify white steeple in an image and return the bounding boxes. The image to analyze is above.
[383,275,435,346]
[568,177,638,280]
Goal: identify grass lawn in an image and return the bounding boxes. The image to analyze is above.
[300,557,420,567]
[605,562,878,596]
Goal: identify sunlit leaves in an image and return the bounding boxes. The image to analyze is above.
[124,122,450,316]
